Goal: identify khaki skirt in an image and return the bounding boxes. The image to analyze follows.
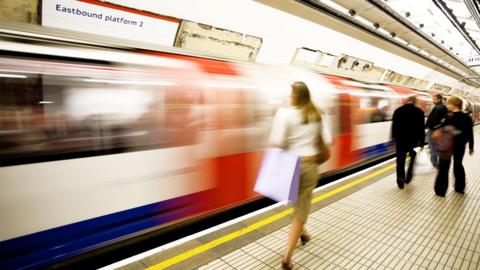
[293,161,319,223]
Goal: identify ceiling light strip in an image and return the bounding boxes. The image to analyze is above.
[433,0,480,56]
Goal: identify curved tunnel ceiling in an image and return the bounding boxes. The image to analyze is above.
[287,0,480,91]
[385,0,480,73]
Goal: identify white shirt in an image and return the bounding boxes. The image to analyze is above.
[269,107,332,157]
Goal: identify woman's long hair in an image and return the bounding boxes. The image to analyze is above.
[291,81,321,124]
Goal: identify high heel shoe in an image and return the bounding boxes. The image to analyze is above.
[300,234,311,245]
[281,259,293,270]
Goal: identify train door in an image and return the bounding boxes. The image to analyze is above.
[322,75,357,168]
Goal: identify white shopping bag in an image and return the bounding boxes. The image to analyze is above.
[414,148,434,174]
[254,148,301,204]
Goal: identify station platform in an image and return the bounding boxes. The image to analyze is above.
[105,129,480,270]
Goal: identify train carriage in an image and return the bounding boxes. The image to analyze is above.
[0,30,479,270]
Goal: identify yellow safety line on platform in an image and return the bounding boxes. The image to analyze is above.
[146,162,396,270]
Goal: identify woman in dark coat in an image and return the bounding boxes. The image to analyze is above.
[434,96,474,197]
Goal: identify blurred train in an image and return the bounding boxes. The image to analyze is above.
[1,30,480,269]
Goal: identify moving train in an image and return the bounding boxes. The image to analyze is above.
[1,30,479,269]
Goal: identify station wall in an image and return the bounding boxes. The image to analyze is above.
[106,0,460,87]
[0,0,38,24]
[0,0,473,91]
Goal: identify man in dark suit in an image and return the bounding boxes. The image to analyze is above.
[391,95,425,189]
[426,93,448,167]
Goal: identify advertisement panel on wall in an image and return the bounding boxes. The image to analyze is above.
[42,0,180,46]
[174,20,262,62]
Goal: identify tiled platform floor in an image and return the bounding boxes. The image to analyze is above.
[112,130,480,270]
[197,132,480,270]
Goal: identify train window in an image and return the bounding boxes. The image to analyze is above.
[355,93,393,123]
[0,67,197,166]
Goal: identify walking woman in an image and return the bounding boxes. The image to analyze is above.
[434,96,474,197]
[269,81,331,269]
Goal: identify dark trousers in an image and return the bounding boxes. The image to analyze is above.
[396,148,416,180]
[434,146,466,195]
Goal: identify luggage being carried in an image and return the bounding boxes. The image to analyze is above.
[414,148,433,174]
[432,125,459,160]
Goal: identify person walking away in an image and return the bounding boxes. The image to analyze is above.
[391,95,425,189]
[426,93,448,168]
[464,102,474,123]
[269,81,331,270]
[434,96,474,197]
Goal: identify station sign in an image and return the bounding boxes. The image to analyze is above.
[42,0,180,46]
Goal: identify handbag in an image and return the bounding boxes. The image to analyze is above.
[316,116,332,164]
[316,135,330,164]
[254,148,300,204]
[432,125,458,160]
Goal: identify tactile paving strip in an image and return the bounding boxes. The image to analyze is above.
[198,131,480,270]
